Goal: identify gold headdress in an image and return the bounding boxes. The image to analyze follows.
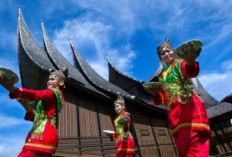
[114,95,125,109]
[50,67,68,86]
[157,37,173,56]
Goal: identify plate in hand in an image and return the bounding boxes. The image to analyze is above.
[103,130,115,135]
[0,67,19,83]
[173,40,202,59]
[142,82,163,90]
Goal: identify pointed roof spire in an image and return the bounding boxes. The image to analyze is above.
[41,21,107,96]
[17,8,55,89]
[70,42,135,99]
[69,38,79,69]
[18,5,22,20]
[193,78,218,107]
[18,5,21,12]
[147,62,164,82]
[107,55,142,91]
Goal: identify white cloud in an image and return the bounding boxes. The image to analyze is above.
[75,0,139,33]
[53,19,137,80]
[0,112,30,157]
[0,94,21,108]
[0,58,19,75]
[0,135,25,157]
[87,61,108,79]
[222,59,232,71]
[198,72,232,101]
[42,0,232,66]
[35,0,232,39]
[0,32,17,52]
[109,44,136,75]
[0,114,26,129]
[55,20,112,60]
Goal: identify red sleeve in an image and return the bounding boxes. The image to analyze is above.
[24,109,35,121]
[9,88,56,102]
[110,131,118,141]
[153,89,165,105]
[180,60,199,78]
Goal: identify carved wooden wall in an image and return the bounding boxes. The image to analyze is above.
[55,84,177,157]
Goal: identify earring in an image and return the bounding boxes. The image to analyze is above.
[58,80,64,86]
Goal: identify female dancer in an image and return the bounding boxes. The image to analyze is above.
[150,38,210,157]
[0,67,67,157]
[109,95,135,157]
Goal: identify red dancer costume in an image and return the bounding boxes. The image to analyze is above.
[111,96,135,157]
[10,87,64,156]
[152,38,210,157]
[0,68,66,157]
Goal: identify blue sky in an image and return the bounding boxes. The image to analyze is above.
[0,0,232,156]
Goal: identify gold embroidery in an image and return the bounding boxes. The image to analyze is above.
[171,122,210,135]
[117,148,135,151]
[161,60,194,108]
[25,142,56,150]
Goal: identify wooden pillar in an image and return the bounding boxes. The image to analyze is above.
[126,102,142,157]
[95,102,104,156]
[148,112,162,157]
[76,96,81,154]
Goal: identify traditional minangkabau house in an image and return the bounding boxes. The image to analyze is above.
[17,8,232,157]
[207,93,232,156]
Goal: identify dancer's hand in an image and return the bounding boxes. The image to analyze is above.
[0,74,15,93]
[17,98,31,112]
[118,116,129,125]
[181,42,201,65]
[0,72,4,82]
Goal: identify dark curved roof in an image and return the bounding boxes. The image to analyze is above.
[207,93,232,119]
[147,62,164,82]
[107,56,162,106]
[221,93,232,103]
[18,8,55,89]
[69,42,135,100]
[207,102,232,119]
[19,8,229,116]
[193,78,218,108]
[41,22,108,97]
[107,56,143,91]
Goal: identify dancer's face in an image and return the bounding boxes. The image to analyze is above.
[47,75,59,89]
[114,103,123,115]
[159,49,174,65]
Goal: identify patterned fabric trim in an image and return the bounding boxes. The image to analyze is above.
[171,122,210,135]
[115,112,130,141]
[30,89,63,138]
[117,148,135,152]
[51,89,63,113]
[25,142,56,150]
[161,60,195,108]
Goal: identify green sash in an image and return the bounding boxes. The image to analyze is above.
[114,112,133,141]
[160,60,194,109]
[30,89,63,138]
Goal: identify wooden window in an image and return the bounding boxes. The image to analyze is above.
[158,130,166,136]
[140,129,150,136]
